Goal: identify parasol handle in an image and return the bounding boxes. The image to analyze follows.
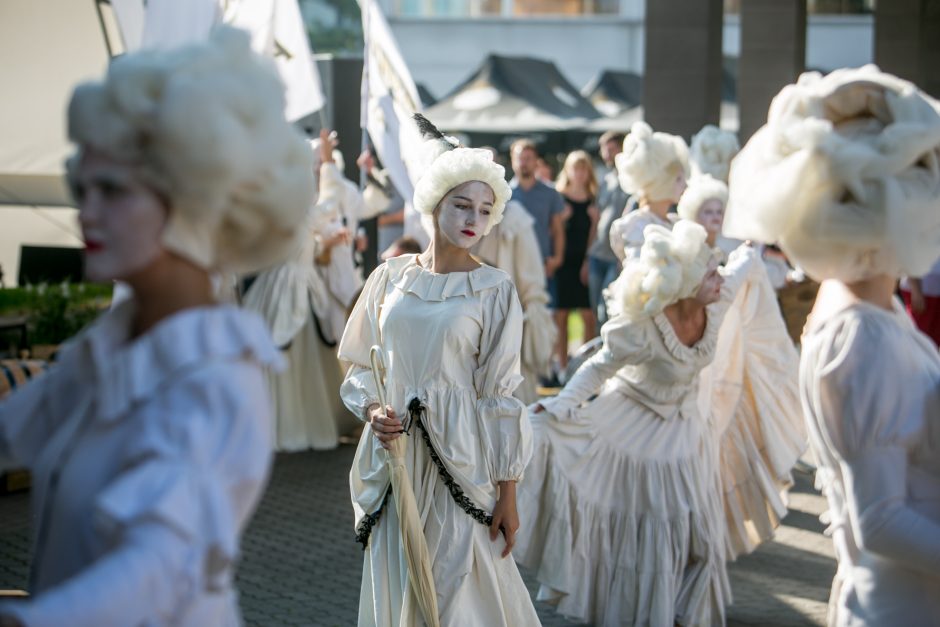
[369,345,388,415]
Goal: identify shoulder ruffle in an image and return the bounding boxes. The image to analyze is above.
[386,254,510,302]
[74,302,283,422]
[652,308,720,363]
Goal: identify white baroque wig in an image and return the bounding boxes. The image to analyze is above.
[612,220,715,317]
[615,121,690,203]
[677,174,729,222]
[67,27,315,273]
[411,115,511,236]
[690,125,740,183]
[724,65,940,283]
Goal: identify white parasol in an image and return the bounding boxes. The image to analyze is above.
[370,345,440,627]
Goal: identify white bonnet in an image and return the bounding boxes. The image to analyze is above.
[67,27,314,273]
[677,174,729,222]
[690,125,740,183]
[615,121,690,202]
[724,65,940,282]
[612,220,715,317]
[411,115,510,236]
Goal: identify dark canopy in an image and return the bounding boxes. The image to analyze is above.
[424,54,601,134]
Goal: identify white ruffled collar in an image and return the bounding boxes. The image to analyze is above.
[63,300,282,422]
[651,305,720,362]
[386,254,508,302]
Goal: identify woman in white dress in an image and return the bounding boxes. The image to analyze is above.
[339,115,540,626]
[0,28,312,625]
[516,220,760,626]
[724,65,940,625]
[678,175,807,559]
[609,121,689,262]
[244,134,365,451]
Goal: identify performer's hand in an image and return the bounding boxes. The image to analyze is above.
[323,227,351,250]
[319,129,335,164]
[491,482,519,558]
[580,260,589,286]
[368,404,403,449]
[911,289,926,313]
[356,150,374,174]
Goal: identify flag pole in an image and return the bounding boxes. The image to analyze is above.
[358,0,371,192]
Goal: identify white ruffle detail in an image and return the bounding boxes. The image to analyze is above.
[386,254,509,302]
[516,407,731,627]
[74,301,283,423]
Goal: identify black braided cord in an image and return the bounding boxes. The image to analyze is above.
[354,397,494,549]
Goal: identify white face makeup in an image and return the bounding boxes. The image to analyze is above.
[694,258,723,305]
[696,198,725,237]
[433,180,495,250]
[671,171,688,203]
[72,149,169,283]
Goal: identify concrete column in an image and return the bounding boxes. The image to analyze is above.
[642,0,723,140]
[875,0,940,99]
[738,0,806,142]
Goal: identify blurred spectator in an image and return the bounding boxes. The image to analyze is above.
[536,157,554,184]
[553,150,598,371]
[510,139,566,293]
[901,255,940,347]
[588,131,629,326]
[380,236,423,261]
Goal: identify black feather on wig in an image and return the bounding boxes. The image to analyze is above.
[413,113,458,149]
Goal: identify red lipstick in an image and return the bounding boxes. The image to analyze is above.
[461,229,476,237]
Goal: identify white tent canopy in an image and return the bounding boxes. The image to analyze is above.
[0,0,119,207]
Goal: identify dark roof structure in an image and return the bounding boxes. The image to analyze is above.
[424,54,601,133]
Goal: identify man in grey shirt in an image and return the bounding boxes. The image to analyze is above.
[509,139,565,296]
[588,131,631,326]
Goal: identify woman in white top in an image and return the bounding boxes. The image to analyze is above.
[678,175,807,559]
[339,115,539,626]
[608,121,689,262]
[724,65,940,625]
[0,29,313,626]
[516,220,760,626]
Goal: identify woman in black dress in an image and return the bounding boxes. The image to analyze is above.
[554,150,599,373]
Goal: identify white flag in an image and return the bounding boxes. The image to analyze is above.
[358,0,427,245]
[113,0,324,122]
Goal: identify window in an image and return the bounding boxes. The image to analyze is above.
[391,0,620,17]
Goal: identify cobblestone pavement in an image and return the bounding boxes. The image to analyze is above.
[0,445,834,626]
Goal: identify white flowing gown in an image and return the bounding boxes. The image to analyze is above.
[697,258,808,559]
[515,246,759,627]
[800,298,940,626]
[339,254,540,627]
[0,302,278,625]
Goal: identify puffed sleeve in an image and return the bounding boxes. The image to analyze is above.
[473,280,532,483]
[3,360,273,626]
[813,314,940,577]
[709,243,761,324]
[338,263,388,420]
[540,313,653,421]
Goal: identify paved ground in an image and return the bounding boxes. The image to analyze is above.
[0,444,835,626]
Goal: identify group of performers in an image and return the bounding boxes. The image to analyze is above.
[0,24,937,627]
